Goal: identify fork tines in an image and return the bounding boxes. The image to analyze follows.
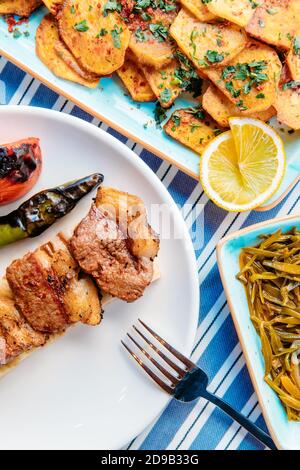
[121,319,195,395]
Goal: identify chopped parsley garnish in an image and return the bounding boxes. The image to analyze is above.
[202,0,212,3]
[160,88,172,104]
[96,28,108,38]
[111,25,123,48]
[13,28,22,39]
[222,65,235,79]
[135,27,145,42]
[133,0,177,14]
[266,7,278,14]
[154,102,167,127]
[242,82,251,94]
[134,0,151,9]
[282,80,300,91]
[172,112,181,127]
[74,20,89,32]
[171,112,181,131]
[141,12,152,21]
[186,107,206,121]
[173,50,203,97]
[103,0,122,17]
[256,93,265,99]
[236,100,248,111]
[248,0,259,8]
[149,23,169,42]
[70,5,76,14]
[189,29,198,59]
[205,50,224,64]
[293,36,300,56]
[221,61,268,98]
[225,81,241,98]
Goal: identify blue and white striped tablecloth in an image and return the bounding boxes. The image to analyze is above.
[1,56,299,451]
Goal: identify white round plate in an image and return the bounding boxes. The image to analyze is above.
[0,106,199,450]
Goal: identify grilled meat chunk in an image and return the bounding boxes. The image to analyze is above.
[70,204,154,302]
[6,250,68,333]
[6,240,102,334]
[95,187,160,259]
[0,279,46,364]
[49,240,101,325]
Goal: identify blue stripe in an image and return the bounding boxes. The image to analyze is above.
[3,57,298,451]
[29,83,59,108]
[0,62,25,102]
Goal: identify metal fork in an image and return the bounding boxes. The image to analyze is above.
[122,319,276,450]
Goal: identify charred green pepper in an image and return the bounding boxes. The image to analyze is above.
[0,173,103,247]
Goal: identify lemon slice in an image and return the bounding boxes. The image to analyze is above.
[200,117,286,212]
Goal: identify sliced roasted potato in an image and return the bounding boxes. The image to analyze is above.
[180,0,216,22]
[203,85,276,127]
[207,0,256,27]
[164,108,222,155]
[246,0,300,50]
[205,41,282,114]
[275,70,300,130]
[129,35,174,69]
[170,8,247,71]
[141,59,182,108]
[42,0,62,15]
[0,0,42,15]
[54,41,99,81]
[117,51,155,102]
[36,14,99,88]
[58,0,130,75]
[286,37,300,81]
[128,7,177,70]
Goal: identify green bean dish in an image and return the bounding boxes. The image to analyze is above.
[237,228,300,421]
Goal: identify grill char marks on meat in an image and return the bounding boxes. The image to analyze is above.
[6,240,102,334]
[70,204,154,302]
[49,241,102,326]
[6,251,69,333]
[1,186,159,367]
[0,279,46,365]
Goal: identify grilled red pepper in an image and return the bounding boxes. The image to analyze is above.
[0,137,42,205]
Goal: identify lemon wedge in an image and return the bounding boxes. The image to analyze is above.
[200,117,286,212]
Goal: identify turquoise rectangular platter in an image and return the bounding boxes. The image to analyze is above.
[217,215,300,450]
[0,6,299,209]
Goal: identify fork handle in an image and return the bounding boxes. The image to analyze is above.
[202,389,277,450]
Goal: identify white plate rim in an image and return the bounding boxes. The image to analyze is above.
[0,105,199,449]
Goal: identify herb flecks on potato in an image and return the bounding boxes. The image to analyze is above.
[58,0,130,75]
[246,0,300,50]
[170,8,247,71]
[203,85,276,128]
[36,14,100,88]
[205,41,282,115]
[164,107,223,155]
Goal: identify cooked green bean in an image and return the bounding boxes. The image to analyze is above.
[238,228,300,420]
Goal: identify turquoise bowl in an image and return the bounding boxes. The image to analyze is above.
[217,215,300,450]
